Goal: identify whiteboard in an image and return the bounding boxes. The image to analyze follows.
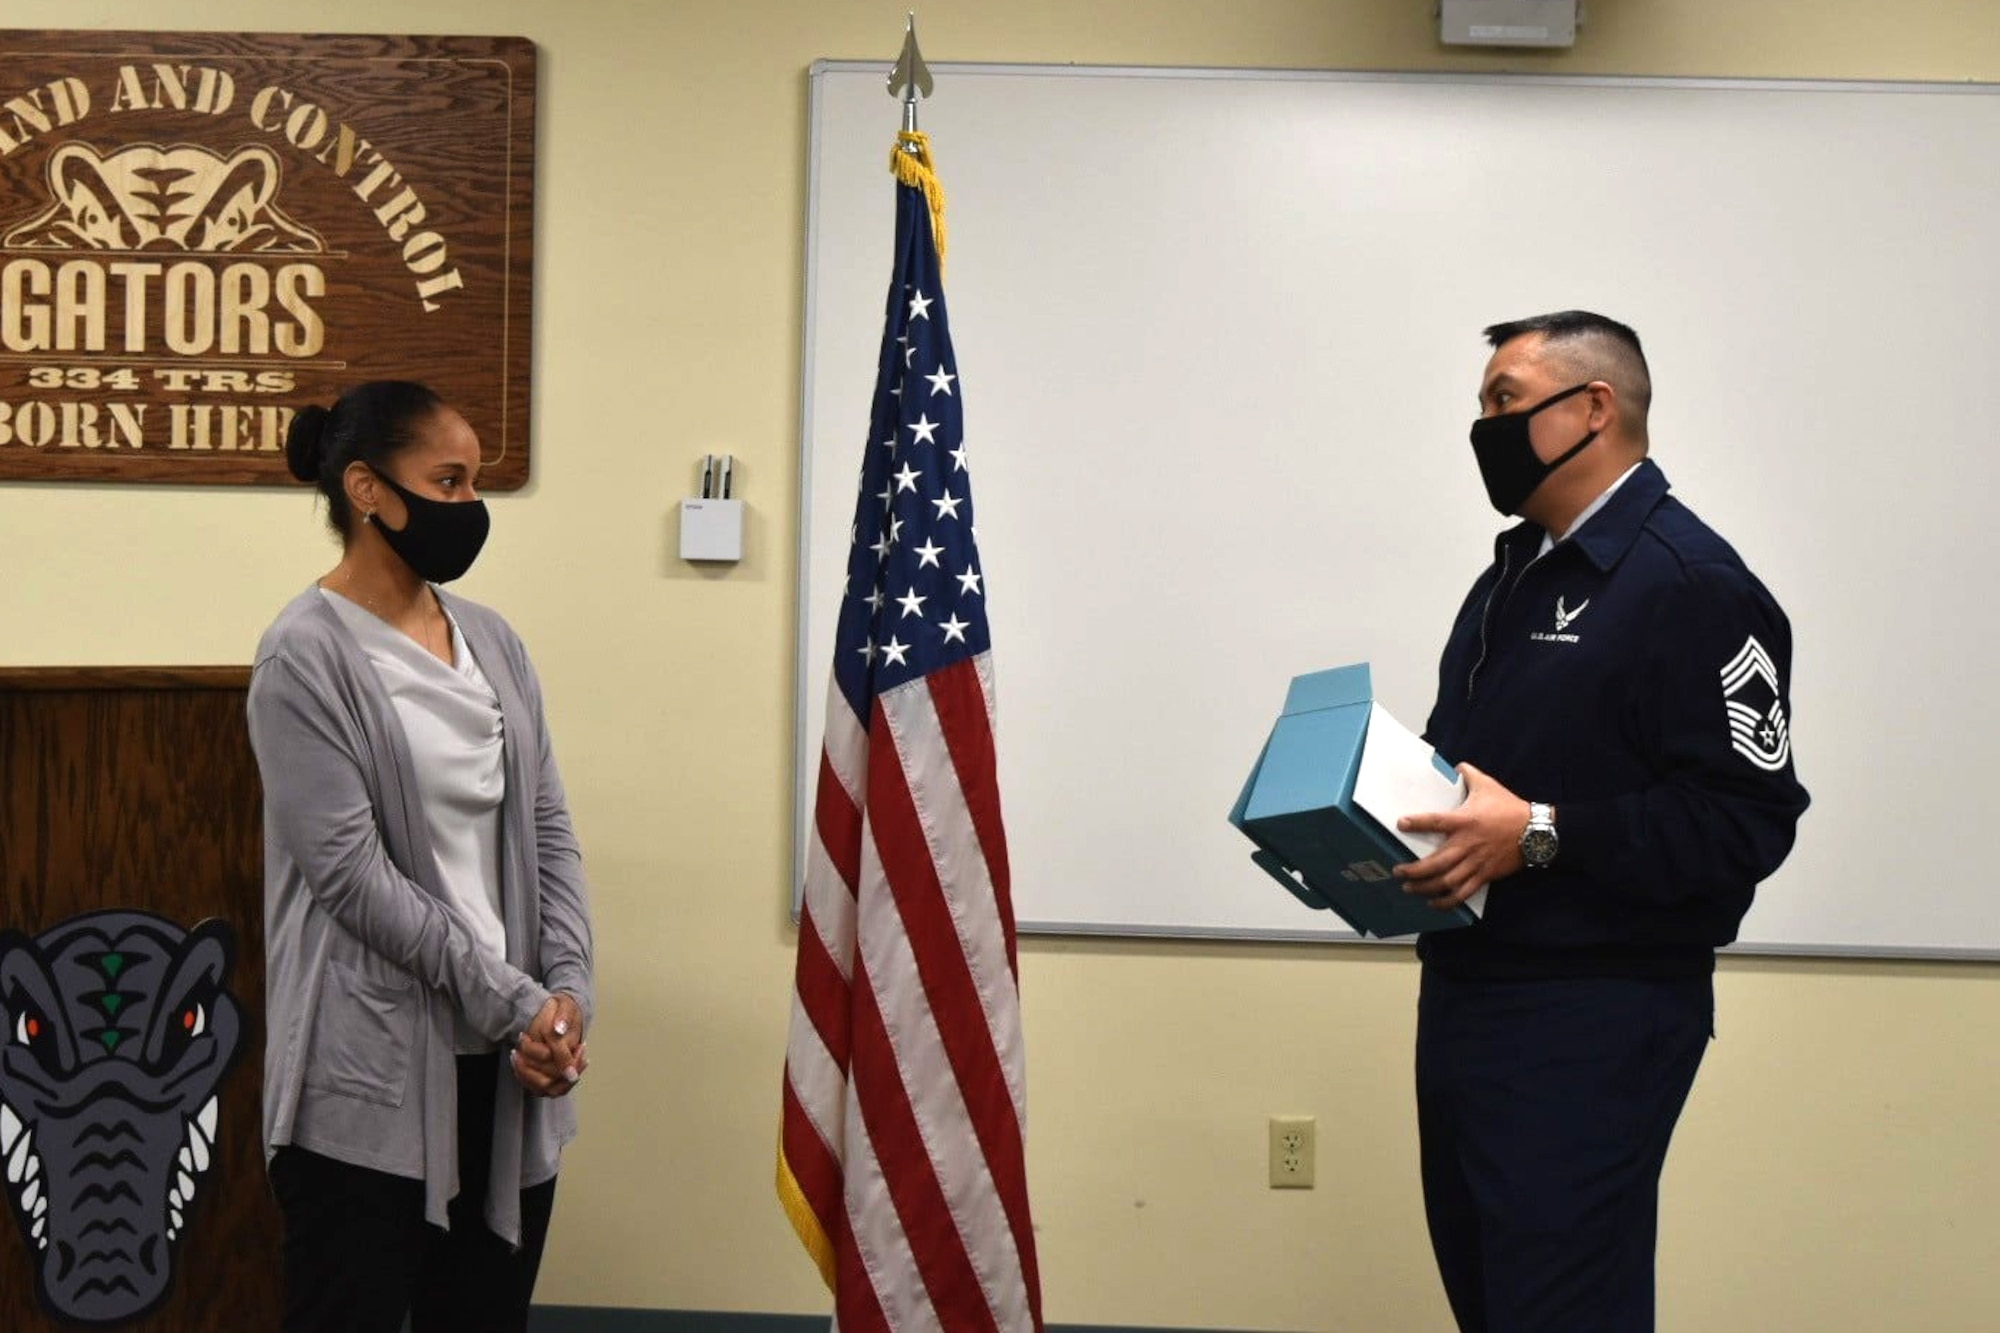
[794,63,2000,959]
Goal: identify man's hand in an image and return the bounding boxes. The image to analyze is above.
[1393,763,1531,910]
[511,993,588,1098]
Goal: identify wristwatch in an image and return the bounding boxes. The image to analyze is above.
[1519,802,1559,868]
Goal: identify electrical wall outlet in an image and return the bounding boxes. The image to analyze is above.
[1268,1114,1316,1189]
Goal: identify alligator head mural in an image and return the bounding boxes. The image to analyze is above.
[3,141,326,252]
[0,911,244,1325]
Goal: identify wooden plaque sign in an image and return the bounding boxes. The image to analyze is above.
[0,31,535,488]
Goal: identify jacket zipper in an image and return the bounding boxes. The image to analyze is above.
[1467,544,1512,701]
[1467,540,1557,701]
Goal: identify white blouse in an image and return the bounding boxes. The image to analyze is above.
[320,587,507,1052]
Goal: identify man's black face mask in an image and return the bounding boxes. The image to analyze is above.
[1469,382,1597,516]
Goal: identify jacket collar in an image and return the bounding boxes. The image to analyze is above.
[1492,457,1670,572]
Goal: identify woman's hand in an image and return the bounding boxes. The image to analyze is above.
[511,993,588,1097]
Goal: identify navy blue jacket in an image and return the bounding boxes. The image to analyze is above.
[1419,460,1810,979]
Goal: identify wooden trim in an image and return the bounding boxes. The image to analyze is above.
[0,665,250,691]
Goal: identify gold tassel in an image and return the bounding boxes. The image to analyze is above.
[776,1139,838,1291]
[891,131,947,274]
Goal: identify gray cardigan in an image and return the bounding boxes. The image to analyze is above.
[247,586,594,1246]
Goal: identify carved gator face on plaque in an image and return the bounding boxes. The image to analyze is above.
[0,911,244,1325]
[3,142,326,253]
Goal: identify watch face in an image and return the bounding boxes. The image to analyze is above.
[1521,827,1558,866]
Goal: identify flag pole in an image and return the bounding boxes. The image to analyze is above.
[886,14,947,270]
[887,12,933,145]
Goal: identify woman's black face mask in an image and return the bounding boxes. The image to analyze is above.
[368,467,491,583]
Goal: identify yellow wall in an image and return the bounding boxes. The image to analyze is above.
[4,3,1996,1329]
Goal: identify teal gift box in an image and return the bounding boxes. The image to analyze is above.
[1228,663,1479,939]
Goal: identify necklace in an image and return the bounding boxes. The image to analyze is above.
[331,569,451,663]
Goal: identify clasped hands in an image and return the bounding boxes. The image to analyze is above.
[511,992,588,1098]
[1393,762,1530,911]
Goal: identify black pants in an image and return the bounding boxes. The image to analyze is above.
[270,1054,557,1333]
[1416,970,1712,1333]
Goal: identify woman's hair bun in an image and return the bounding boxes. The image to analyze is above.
[284,404,333,482]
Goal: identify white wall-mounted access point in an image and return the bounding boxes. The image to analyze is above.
[681,452,744,563]
[679,499,744,563]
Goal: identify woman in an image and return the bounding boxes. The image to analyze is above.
[247,381,594,1333]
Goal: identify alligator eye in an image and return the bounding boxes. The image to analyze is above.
[14,1010,52,1048]
[10,1002,62,1075]
[150,982,220,1074]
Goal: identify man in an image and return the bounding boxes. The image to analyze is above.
[1394,311,1809,1332]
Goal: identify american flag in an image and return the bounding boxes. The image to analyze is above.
[778,135,1043,1332]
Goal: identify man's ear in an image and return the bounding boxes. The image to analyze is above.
[1586,381,1617,432]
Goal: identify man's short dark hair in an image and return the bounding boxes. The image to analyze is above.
[1484,310,1652,434]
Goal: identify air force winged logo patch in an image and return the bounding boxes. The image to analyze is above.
[1721,635,1791,771]
[1531,595,1590,644]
